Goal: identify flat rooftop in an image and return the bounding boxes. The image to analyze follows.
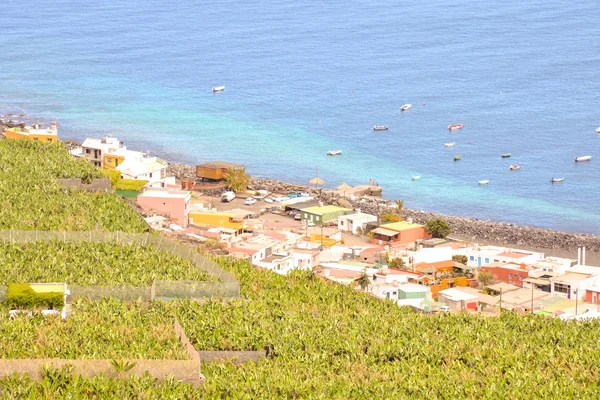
[380,221,424,231]
[197,161,245,169]
[301,205,352,215]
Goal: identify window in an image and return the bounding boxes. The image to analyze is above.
[485,258,489,264]
[519,275,523,281]
[47,139,52,142]
[509,274,512,279]
[107,157,112,163]
[33,138,38,141]
[469,256,474,261]
[149,173,153,178]
[554,283,569,294]
[316,216,320,221]
[86,149,90,154]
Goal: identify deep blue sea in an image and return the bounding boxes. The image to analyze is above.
[1,0,600,233]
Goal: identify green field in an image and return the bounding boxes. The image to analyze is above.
[0,241,214,286]
[0,140,147,232]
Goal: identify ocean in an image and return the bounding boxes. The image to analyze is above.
[1,0,599,233]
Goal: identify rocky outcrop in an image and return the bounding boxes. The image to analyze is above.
[167,163,197,181]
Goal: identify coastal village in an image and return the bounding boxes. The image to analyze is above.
[4,119,600,320]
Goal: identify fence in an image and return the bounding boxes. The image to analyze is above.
[0,230,240,300]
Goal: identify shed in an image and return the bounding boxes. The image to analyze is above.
[196,161,245,182]
[438,288,478,311]
[371,221,430,244]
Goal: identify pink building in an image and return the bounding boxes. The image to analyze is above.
[136,188,191,228]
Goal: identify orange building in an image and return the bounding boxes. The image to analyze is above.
[196,161,245,182]
[370,221,430,244]
[5,124,58,143]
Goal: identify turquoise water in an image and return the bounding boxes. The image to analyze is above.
[2,0,600,233]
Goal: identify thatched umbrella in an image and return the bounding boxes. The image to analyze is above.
[336,182,352,198]
[308,166,324,189]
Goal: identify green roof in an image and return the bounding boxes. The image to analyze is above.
[380,221,424,232]
[301,205,352,215]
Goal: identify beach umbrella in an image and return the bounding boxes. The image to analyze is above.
[337,183,352,191]
[308,177,325,189]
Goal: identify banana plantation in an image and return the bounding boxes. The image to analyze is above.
[0,241,214,286]
[0,140,147,232]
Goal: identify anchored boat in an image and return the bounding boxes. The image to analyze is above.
[509,165,521,171]
[551,177,564,183]
[453,155,461,161]
[501,153,511,158]
[411,176,421,181]
[444,142,456,147]
[448,124,463,131]
[596,127,600,134]
[212,86,225,92]
[327,150,342,156]
[575,155,592,162]
[400,104,412,111]
[372,125,389,131]
[478,180,489,185]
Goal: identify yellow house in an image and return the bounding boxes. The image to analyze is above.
[103,152,126,169]
[188,210,244,234]
[5,125,58,143]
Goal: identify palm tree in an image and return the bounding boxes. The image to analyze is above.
[357,270,370,291]
[224,166,251,193]
[394,199,404,220]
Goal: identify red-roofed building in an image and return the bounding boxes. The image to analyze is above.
[373,268,425,284]
[415,260,455,277]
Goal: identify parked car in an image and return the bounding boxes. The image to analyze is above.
[300,191,310,197]
[264,197,274,203]
[436,306,450,312]
[307,220,315,227]
[294,213,302,220]
[221,191,235,202]
[244,198,257,206]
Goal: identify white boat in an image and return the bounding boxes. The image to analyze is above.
[400,104,412,111]
[596,127,600,134]
[372,125,389,131]
[575,155,592,162]
[411,176,421,181]
[509,165,521,171]
[478,180,489,185]
[551,177,564,183]
[444,142,456,147]
[327,150,342,156]
[212,86,225,92]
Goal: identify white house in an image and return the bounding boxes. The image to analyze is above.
[438,288,478,311]
[337,212,377,234]
[291,248,320,270]
[81,137,122,168]
[256,253,295,275]
[462,245,544,268]
[117,155,171,186]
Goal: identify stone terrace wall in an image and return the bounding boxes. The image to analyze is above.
[57,178,112,192]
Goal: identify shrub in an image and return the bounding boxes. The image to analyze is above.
[115,179,148,191]
[452,255,468,265]
[381,212,401,223]
[424,219,451,238]
[7,283,63,310]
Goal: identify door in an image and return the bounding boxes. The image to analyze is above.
[593,293,597,304]
[477,257,482,267]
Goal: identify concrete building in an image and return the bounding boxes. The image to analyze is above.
[5,124,58,143]
[462,245,545,268]
[136,188,191,228]
[291,248,320,270]
[196,161,245,182]
[337,212,377,234]
[480,261,531,288]
[256,253,295,275]
[81,137,123,168]
[438,288,478,311]
[188,210,244,235]
[300,205,352,225]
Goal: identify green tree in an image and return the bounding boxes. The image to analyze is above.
[452,255,468,265]
[394,200,404,219]
[388,257,408,270]
[224,167,251,193]
[424,219,451,239]
[477,270,495,287]
[381,212,401,223]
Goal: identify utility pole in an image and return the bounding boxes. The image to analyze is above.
[575,289,579,316]
[531,283,534,314]
[499,288,503,311]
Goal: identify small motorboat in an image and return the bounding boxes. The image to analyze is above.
[373,125,389,131]
[448,124,463,131]
[444,142,456,147]
[400,104,412,111]
[212,86,225,92]
[478,180,489,185]
[453,155,461,161]
[596,127,600,134]
[575,155,592,162]
[551,177,564,183]
[327,150,342,156]
[501,153,511,158]
[509,165,521,171]
[411,176,421,181]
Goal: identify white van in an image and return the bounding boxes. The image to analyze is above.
[221,191,236,202]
